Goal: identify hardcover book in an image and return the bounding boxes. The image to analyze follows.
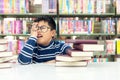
[68,50,93,57]
[73,44,104,51]
[56,55,91,62]
[56,61,88,67]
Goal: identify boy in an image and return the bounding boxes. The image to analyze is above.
[18,16,71,65]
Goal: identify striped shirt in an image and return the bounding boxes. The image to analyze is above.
[18,37,71,65]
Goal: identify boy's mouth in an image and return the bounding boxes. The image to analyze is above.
[37,34,43,38]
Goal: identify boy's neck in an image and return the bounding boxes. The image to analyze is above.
[38,39,54,47]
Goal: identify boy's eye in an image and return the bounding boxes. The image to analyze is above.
[37,26,50,33]
[39,26,46,29]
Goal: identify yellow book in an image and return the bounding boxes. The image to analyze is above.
[62,0,68,14]
[59,0,62,13]
[117,40,120,54]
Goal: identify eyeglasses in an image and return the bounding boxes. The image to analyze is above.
[37,26,51,33]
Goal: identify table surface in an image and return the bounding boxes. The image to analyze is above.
[0,62,120,80]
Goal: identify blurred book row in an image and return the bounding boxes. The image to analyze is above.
[0,0,57,14]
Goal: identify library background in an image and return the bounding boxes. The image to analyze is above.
[0,0,120,67]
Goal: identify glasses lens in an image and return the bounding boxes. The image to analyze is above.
[38,26,49,32]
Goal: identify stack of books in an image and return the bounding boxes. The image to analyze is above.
[0,39,17,69]
[55,39,105,67]
[56,51,93,67]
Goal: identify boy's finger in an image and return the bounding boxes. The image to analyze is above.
[32,23,38,27]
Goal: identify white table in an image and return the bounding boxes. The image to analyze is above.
[0,62,120,80]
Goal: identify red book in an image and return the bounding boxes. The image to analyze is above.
[73,44,104,51]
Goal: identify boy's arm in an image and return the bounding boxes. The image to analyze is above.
[18,37,37,65]
[18,22,38,65]
[60,43,72,55]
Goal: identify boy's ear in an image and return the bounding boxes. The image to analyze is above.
[51,30,56,37]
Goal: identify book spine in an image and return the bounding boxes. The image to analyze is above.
[25,0,29,13]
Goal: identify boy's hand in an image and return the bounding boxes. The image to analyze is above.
[30,22,38,38]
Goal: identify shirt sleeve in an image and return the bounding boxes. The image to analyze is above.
[60,43,72,55]
[18,37,37,65]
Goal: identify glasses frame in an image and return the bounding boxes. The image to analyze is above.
[37,26,51,33]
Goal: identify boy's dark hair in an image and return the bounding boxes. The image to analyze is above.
[34,16,56,30]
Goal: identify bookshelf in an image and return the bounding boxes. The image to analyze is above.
[58,0,117,62]
[0,0,119,62]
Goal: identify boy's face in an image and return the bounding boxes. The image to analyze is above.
[36,21,56,46]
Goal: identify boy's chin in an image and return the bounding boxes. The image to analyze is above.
[37,41,44,45]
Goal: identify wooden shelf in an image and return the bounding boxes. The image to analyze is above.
[0,34,30,36]
[0,13,57,18]
[59,13,115,17]
[59,33,115,36]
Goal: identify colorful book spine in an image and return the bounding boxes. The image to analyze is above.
[17,40,25,54]
[0,0,3,13]
[88,0,92,13]
[25,0,29,13]
[117,19,120,34]
[117,39,120,55]
[14,0,20,13]
[0,20,2,34]
[105,40,115,55]
[52,0,57,13]
[20,0,26,13]
[22,20,27,34]
[15,20,22,34]
[116,0,120,14]
[42,0,49,13]
[59,0,63,14]
[62,0,68,14]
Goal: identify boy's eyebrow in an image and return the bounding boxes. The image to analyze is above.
[37,25,49,27]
